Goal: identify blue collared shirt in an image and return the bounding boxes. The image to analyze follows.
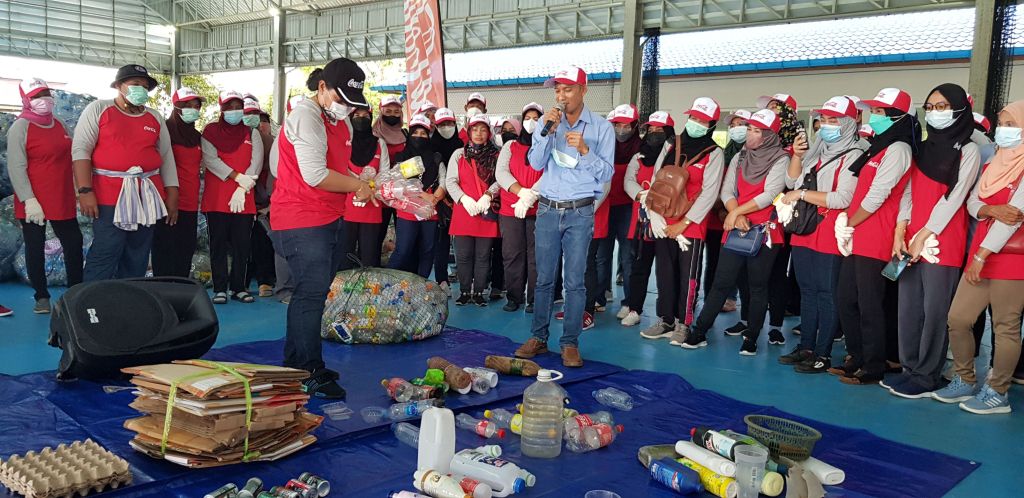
[527,103,614,201]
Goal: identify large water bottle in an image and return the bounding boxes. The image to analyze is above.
[520,369,566,458]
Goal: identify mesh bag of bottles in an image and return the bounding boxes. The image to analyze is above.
[0,197,23,281]
[321,267,448,344]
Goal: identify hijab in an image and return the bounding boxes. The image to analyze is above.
[979,100,1024,198]
[431,127,464,165]
[18,90,52,126]
[739,128,788,184]
[680,120,719,162]
[639,126,675,167]
[202,102,250,153]
[916,83,974,197]
[849,108,920,177]
[464,129,500,185]
[350,111,379,167]
[802,116,859,169]
[166,105,202,148]
[774,100,800,148]
[372,113,407,146]
[614,121,643,164]
[395,124,440,189]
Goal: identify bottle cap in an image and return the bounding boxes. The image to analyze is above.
[616,424,624,433]
[513,478,525,494]
[496,428,506,439]
[760,471,784,497]
[483,410,493,418]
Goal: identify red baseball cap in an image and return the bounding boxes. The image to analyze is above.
[415,100,437,114]
[219,90,244,105]
[862,88,913,114]
[813,96,858,119]
[19,78,49,99]
[172,87,203,105]
[644,111,675,128]
[608,104,639,123]
[409,113,433,131]
[844,95,870,112]
[467,114,492,137]
[243,97,261,114]
[858,124,875,138]
[544,66,587,88]
[757,93,798,112]
[380,95,402,108]
[434,107,456,124]
[522,102,544,116]
[973,112,991,133]
[684,97,721,122]
[748,109,781,133]
[726,109,752,124]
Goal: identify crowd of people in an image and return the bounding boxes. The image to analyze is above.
[3,58,1024,414]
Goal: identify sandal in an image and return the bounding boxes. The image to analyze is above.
[212,292,228,305]
[232,291,255,303]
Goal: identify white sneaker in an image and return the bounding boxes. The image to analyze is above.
[621,311,641,326]
[616,306,630,320]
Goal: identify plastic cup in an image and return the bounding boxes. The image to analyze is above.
[584,491,621,498]
[733,445,769,498]
[360,406,387,423]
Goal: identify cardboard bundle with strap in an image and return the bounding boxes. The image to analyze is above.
[644,138,717,220]
[121,360,322,468]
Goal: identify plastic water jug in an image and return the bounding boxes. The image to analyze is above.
[418,407,455,473]
[520,369,566,458]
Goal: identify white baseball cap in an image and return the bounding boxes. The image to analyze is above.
[467,92,487,106]
[380,95,402,108]
[544,66,587,88]
[434,107,456,124]
[726,109,753,124]
[409,113,433,131]
[172,87,203,105]
[19,78,48,99]
[644,111,675,128]
[757,93,798,111]
[813,96,858,119]
[684,97,721,122]
[608,104,639,123]
[243,97,261,113]
[522,102,544,116]
[862,88,913,114]
[415,100,438,114]
[219,90,244,105]
[748,109,781,133]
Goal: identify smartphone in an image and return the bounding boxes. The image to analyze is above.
[881,251,913,281]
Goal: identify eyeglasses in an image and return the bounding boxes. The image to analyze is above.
[923,102,953,112]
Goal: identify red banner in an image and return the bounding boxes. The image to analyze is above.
[404,0,447,113]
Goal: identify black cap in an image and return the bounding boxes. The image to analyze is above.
[321,58,368,107]
[111,64,158,91]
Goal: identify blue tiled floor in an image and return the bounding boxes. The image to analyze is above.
[1,279,1021,496]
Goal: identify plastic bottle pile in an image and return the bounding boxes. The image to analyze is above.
[202,473,331,498]
[320,268,448,344]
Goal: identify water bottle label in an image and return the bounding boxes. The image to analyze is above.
[474,421,489,437]
[477,455,510,468]
[405,405,420,416]
[458,477,480,493]
[569,414,594,430]
[592,424,614,447]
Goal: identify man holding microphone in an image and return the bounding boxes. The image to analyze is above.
[514,66,614,367]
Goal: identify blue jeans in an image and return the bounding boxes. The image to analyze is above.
[532,201,594,347]
[84,205,155,281]
[601,203,634,306]
[277,218,346,372]
[389,218,437,278]
[792,246,841,358]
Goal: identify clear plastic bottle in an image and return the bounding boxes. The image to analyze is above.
[469,375,492,394]
[456,414,505,439]
[561,411,615,437]
[383,378,433,402]
[463,367,499,388]
[520,369,566,458]
[564,423,624,453]
[592,387,634,410]
[482,409,522,435]
[390,399,442,421]
[392,422,420,448]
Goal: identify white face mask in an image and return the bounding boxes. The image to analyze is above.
[465,107,482,119]
[523,119,537,134]
[29,96,54,116]
[925,109,955,130]
[995,126,1023,149]
[325,101,350,121]
[437,125,456,139]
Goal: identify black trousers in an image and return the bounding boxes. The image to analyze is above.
[704,229,724,297]
[206,212,253,294]
[377,207,395,249]
[837,255,889,376]
[626,239,656,313]
[489,240,505,292]
[152,211,198,279]
[694,245,779,341]
[454,236,493,294]
[340,221,381,269]
[247,215,276,287]
[21,219,83,300]
[654,238,705,325]
[500,215,536,305]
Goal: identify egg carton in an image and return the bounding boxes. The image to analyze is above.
[0,439,132,498]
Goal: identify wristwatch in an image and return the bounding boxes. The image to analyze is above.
[800,190,807,200]
[77,186,93,195]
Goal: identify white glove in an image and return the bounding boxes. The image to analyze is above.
[512,198,529,219]
[353,199,367,207]
[23,198,45,226]
[234,174,257,193]
[517,188,538,207]
[676,235,691,252]
[835,212,854,256]
[910,230,942,264]
[774,198,795,225]
[637,189,649,206]
[358,167,377,181]
[648,209,668,239]
[228,186,247,213]
[476,194,492,215]
[460,196,480,216]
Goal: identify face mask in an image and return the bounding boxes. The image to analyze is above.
[243,115,260,128]
[382,115,402,126]
[728,126,747,143]
[868,113,895,135]
[408,136,430,150]
[645,132,666,149]
[223,110,244,125]
[29,96,54,116]
[995,126,1023,149]
[325,101,351,121]
[123,85,150,106]
[925,109,955,130]
[522,119,537,134]
[179,108,200,124]
[351,117,372,132]
[818,124,842,144]
[437,125,456,139]
[685,121,709,138]
[615,128,634,143]
[465,107,482,119]
[501,131,517,144]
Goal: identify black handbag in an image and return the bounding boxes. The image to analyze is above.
[784,149,861,235]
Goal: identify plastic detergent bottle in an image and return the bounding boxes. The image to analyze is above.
[520,369,566,458]
[418,408,455,473]
[450,449,535,498]
[649,458,704,495]
[677,457,739,498]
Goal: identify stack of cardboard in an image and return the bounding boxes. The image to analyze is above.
[121,360,322,468]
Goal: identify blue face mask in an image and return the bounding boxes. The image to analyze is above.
[995,126,1023,149]
[123,85,150,106]
[728,126,747,143]
[685,120,709,138]
[179,108,201,124]
[818,124,842,143]
[243,115,260,128]
[223,110,244,125]
[868,113,894,135]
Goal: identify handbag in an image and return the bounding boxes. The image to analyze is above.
[723,224,768,256]
[987,169,1024,254]
[784,149,861,235]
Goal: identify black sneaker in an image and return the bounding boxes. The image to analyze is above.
[473,293,488,307]
[525,303,534,313]
[779,347,813,365]
[489,288,504,301]
[455,293,472,306]
[724,321,748,337]
[739,337,758,356]
[503,301,521,312]
[681,330,708,349]
[795,356,831,374]
[791,323,802,335]
[302,369,346,399]
[768,329,786,345]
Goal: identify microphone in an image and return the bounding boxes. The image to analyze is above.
[541,103,564,138]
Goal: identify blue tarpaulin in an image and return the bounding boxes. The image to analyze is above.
[0,328,977,497]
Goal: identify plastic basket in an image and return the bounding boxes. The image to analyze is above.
[743,414,822,461]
